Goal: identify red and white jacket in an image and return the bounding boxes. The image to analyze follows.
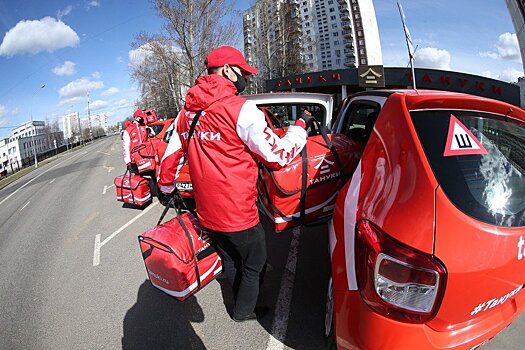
[122,122,149,165]
[158,74,307,232]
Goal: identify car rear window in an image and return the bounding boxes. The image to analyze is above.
[411,109,525,227]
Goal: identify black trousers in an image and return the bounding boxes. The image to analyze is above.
[208,222,267,318]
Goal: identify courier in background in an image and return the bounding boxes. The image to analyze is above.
[122,109,158,173]
[158,46,316,322]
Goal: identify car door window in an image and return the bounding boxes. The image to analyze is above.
[342,101,381,144]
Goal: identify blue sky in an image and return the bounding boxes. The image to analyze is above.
[0,0,522,139]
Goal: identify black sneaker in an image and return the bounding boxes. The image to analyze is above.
[232,312,257,322]
[232,307,269,322]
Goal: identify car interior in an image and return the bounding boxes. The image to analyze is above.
[342,101,381,145]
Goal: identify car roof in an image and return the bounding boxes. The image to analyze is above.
[245,92,333,104]
[350,88,479,99]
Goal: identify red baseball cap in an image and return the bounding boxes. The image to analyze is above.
[206,46,259,75]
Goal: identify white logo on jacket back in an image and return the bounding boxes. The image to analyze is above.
[182,110,221,141]
[181,131,221,141]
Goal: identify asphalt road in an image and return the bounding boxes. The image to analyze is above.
[0,135,523,350]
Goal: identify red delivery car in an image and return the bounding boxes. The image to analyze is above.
[326,89,525,349]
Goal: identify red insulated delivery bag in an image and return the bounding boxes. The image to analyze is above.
[114,171,152,206]
[258,132,361,232]
[138,202,222,301]
[131,141,157,174]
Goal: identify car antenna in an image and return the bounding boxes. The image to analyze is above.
[504,107,513,121]
[397,0,416,90]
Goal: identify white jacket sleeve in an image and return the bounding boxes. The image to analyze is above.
[122,130,131,165]
[157,114,185,194]
[236,100,307,168]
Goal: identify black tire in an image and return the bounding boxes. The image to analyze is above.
[325,277,337,349]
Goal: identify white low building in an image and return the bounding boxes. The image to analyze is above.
[0,120,50,174]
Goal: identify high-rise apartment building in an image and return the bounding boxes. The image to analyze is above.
[243,0,382,83]
[62,112,80,140]
[505,0,525,75]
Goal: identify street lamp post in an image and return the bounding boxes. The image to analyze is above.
[31,84,46,168]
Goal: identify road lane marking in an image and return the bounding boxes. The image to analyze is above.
[20,201,30,211]
[98,151,111,156]
[266,226,301,350]
[0,150,90,207]
[49,178,56,184]
[103,165,115,173]
[93,201,158,266]
[102,184,115,194]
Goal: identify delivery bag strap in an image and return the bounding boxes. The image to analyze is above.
[187,110,203,142]
[299,146,308,225]
[155,108,203,224]
[257,172,296,221]
[119,168,128,202]
[155,193,202,290]
[133,143,156,159]
[120,168,136,203]
[319,125,346,181]
[152,111,204,291]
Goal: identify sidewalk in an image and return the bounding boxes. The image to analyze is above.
[0,145,85,191]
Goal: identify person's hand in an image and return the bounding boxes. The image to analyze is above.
[126,163,134,172]
[299,110,316,129]
[158,190,173,207]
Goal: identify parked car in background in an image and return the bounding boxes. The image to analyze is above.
[326,89,525,349]
[148,118,175,161]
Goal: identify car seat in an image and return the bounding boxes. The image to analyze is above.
[363,111,379,141]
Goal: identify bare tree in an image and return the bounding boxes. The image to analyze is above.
[245,0,304,94]
[43,118,64,148]
[130,0,241,115]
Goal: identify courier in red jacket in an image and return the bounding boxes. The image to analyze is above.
[157,46,314,322]
[122,110,156,173]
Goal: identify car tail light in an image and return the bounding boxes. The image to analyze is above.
[355,220,447,323]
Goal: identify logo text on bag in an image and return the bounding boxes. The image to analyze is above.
[149,270,170,285]
[310,156,339,185]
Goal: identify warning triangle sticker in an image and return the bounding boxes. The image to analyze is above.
[443,114,488,157]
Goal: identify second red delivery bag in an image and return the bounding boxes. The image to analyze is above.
[257,131,361,232]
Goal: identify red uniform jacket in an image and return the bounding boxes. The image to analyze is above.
[122,122,149,165]
[158,75,306,232]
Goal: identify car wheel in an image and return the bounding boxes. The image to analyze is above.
[325,277,334,338]
[325,277,337,349]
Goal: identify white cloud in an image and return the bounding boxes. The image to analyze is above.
[414,47,451,70]
[0,105,8,127]
[128,42,180,68]
[57,5,73,19]
[478,68,522,83]
[53,60,76,76]
[92,71,102,79]
[479,71,495,79]
[497,68,523,83]
[480,32,520,61]
[0,17,79,56]
[58,77,104,105]
[0,104,7,117]
[128,45,151,68]
[102,87,119,96]
[88,99,109,111]
[114,99,130,109]
[87,1,100,9]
